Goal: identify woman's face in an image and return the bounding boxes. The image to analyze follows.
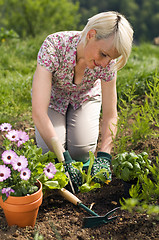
[84,30,120,69]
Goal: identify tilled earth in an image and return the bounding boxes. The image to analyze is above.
[0,121,159,240]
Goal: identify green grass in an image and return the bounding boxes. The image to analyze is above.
[0,36,46,125]
[117,43,159,102]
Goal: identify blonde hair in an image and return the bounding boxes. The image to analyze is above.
[81,11,134,71]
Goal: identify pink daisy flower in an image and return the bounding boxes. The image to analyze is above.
[0,165,11,182]
[20,168,31,180]
[17,131,29,147]
[2,150,18,164]
[12,156,28,172]
[0,123,12,132]
[6,130,19,142]
[1,187,15,197]
[44,162,57,179]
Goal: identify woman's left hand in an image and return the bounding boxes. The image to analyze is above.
[91,151,112,182]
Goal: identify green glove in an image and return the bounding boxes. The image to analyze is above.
[91,151,112,183]
[63,151,82,193]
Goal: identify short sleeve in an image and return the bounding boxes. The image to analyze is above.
[100,59,116,82]
[37,35,59,72]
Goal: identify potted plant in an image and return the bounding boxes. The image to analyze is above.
[0,123,68,227]
[112,151,152,198]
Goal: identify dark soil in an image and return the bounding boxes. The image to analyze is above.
[0,120,159,240]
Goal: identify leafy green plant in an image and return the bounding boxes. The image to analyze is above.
[112,151,151,182]
[145,73,159,128]
[0,27,19,43]
[120,156,159,217]
[72,151,110,193]
[113,85,141,153]
[130,105,152,144]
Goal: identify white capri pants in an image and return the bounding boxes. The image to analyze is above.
[35,95,102,162]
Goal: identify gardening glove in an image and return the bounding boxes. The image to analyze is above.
[91,151,112,183]
[63,151,82,193]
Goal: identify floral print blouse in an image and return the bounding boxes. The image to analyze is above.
[37,31,116,115]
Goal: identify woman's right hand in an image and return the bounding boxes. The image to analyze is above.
[63,151,83,193]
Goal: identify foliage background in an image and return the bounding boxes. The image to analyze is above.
[0,0,159,41]
[0,0,80,38]
[73,0,159,42]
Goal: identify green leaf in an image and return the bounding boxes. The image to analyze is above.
[86,151,95,183]
[53,171,69,188]
[93,168,109,182]
[134,162,141,171]
[121,161,133,169]
[128,152,138,161]
[121,167,130,181]
[112,163,119,174]
[79,182,101,193]
[141,152,148,157]
[2,194,7,202]
[72,162,83,174]
[44,181,59,189]
[55,162,64,172]
[37,173,48,183]
[28,185,38,194]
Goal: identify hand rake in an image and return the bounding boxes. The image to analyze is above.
[59,188,120,228]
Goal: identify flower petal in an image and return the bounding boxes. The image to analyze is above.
[20,168,31,180]
[12,156,28,172]
[2,150,18,164]
[0,165,11,182]
[0,123,12,132]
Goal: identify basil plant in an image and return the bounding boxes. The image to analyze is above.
[112,151,152,182]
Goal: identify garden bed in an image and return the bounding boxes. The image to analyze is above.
[0,121,159,240]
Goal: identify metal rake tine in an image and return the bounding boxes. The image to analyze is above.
[104,206,120,221]
[83,214,117,228]
[83,206,120,228]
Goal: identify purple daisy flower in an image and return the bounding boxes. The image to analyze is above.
[17,131,29,147]
[6,130,19,142]
[0,123,12,132]
[44,162,57,179]
[20,168,31,180]
[1,187,15,197]
[0,165,11,182]
[2,150,18,165]
[12,155,28,172]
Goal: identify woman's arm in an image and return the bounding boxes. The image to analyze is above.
[100,74,118,154]
[32,63,65,152]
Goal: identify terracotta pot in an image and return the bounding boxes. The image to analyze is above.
[0,180,43,227]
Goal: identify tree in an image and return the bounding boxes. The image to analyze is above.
[73,0,159,42]
[0,0,80,37]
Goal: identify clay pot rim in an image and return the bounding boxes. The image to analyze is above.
[1,194,43,212]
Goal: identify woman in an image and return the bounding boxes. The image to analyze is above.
[32,11,133,188]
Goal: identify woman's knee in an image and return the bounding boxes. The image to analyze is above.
[68,143,97,162]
